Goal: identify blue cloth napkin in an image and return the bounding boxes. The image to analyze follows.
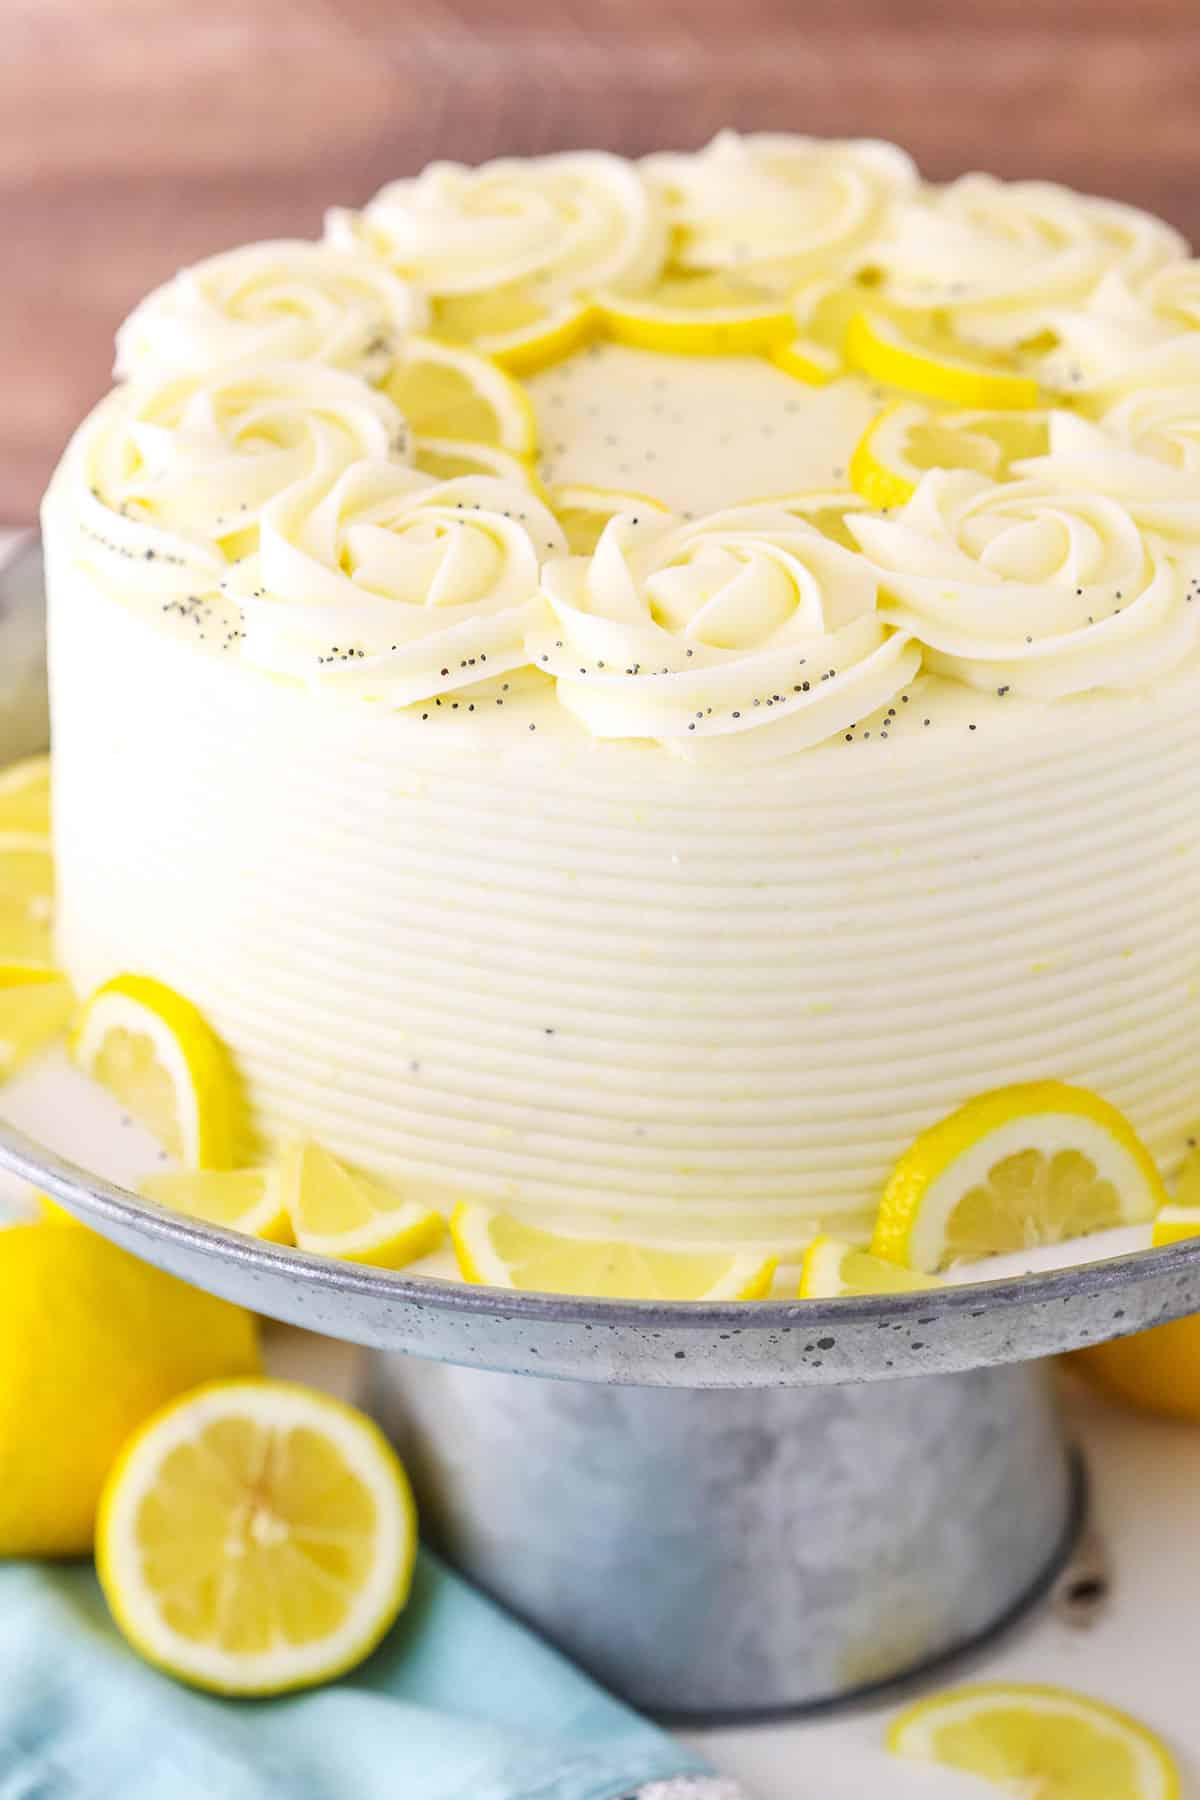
[0,1549,711,1800]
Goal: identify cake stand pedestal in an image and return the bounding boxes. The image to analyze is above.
[8,1118,1196,1722]
[370,1355,1078,1719]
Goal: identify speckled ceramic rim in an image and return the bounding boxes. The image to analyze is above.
[5,1118,1200,1385]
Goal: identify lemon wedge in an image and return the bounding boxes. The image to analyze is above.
[597,272,798,356]
[849,399,1052,509]
[451,1202,776,1299]
[141,1168,293,1244]
[432,286,598,375]
[386,335,537,455]
[888,1682,1180,1799]
[0,974,74,1081]
[278,1139,444,1268]
[0,754,51,837]
[0,842,55,974]
[411,435,540,489]
[871,1082,1164,1273]
[72,974,239,1169]
[798,1234,942,1299]
[96,1378,417,1695]
[845,307,1041,409]
[549,483,672,554]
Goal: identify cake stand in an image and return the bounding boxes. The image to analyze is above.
[5,533,1200,1720]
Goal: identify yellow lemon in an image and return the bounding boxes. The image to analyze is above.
[97,1378,417,1695]
[0,1223,258,1555]
[0,754,51,837]
[140,1168,294,1245]
[845,307,1041,410]
[798,1234,942,1299]
[277,1140,444,1268]
[385,335,537,455]
[596,272,799,356]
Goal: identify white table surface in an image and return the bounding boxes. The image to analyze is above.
[5,523,1198,1795]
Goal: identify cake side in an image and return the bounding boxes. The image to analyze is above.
[46,525,1200,1247]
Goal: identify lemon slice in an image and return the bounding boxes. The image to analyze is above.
[0,755,51,837]
[72,974,238,1169]
[0,842,55,974]
[888,1682,1180,1799]
[549,483,672,554]
[871,1082,1165,1274]
[1153,1204,1200,1248]
[845,307,1041,410]
[0,975,74,1081]
[386,335,537,455]
[278,1140,444,1268]
[597,272,798,356]
[798,1234,943,1299]
[96,1377,417,1696]
[849,399,1052,509]
[451,1202,776,1299]
[432,286,598,375]
[141,1168,293,1244]
[410,435,540,489]
[769,337,842,385]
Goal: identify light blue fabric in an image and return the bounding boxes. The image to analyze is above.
[0,1550,710,1800]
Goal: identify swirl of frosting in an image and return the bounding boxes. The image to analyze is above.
[326,153,666,302]
[1012,400,1200,540]
[850,470,1200,697]
[530,507,921,762]
[114,241,428,385]
[60,362,407,601]
[1028,263,1200,396]
[227,463,567,703]
[873,175,1187,347]
[643,131,917,289]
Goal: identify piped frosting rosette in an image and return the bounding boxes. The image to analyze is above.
[114,241,428,385]
[643,131,917,289]
[1012,397,1200,540]
[226,462,567,703]
[59,362,408,603]
[530,506,921,763]
[872,174,1187,349]
[850,470,1200,698]
[1026,262,1200,396]
[326,152,666,311]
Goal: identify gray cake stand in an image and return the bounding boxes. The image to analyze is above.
[4,533,1199,1719]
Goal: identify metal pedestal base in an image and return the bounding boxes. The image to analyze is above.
[369,1355,1079,1720]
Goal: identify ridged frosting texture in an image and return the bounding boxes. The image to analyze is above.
[47,555,1200,1242]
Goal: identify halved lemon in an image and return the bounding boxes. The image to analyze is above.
[0,842,55,974]
[597,272,798,356]
[798,1234,942,1299]
[96,1378,418,1696]
[549,483,672,554]
[849,399,1052,509]
[385,335,537,455]
[871,1082,1165,1274]
[277,1140,444,1269]
[0,975,74,1081]
[451,1201,776,1299]
[0,754,51,837]
[845,307,1041,410]
[432,286,598,375]
[411,435,540,489]
[141,1168,293,1244]
[72,974,239,1169]
[888,1682,1180,1799]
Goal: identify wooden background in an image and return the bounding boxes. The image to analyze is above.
[4,0,1199,522]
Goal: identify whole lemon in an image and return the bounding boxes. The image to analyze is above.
[0,1222,259,1555]
[1072,1312,1200,1423]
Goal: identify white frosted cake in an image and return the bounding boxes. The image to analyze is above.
[43,135,1200,1252]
